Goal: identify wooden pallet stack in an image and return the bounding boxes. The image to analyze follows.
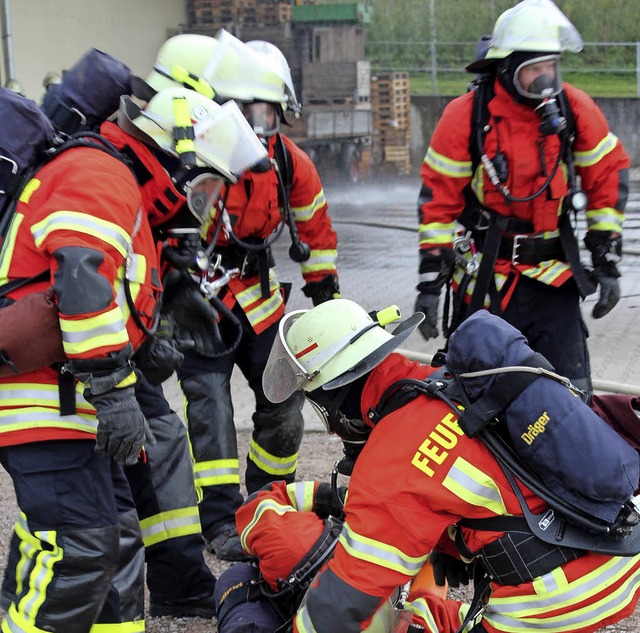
[370,71,411,175]
[187,0,292,27]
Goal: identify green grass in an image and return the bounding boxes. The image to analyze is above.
[409,72,640,98]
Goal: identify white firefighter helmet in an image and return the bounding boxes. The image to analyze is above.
[485,0,582,60]
[245,39,301,115]
[145,33,219,98]
[117,87,267,182]
[262,299,423,404]
[202,29,294,110]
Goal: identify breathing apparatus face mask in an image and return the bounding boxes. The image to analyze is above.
[242,101,280,138]
[174,169,224,225]
[306,378,372,447]
[507,54,566,136]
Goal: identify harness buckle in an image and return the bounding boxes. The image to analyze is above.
[511,234,527,264]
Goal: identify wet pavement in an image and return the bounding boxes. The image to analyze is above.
[163,177,640,429]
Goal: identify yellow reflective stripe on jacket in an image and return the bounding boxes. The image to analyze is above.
[0,213,24,281]
[0,407,97,435]
[484,554,640,633]
[585,208,624,233]
[419,222,456,248]
[248,436,298,476]
[240,498,296,552]
[300,248,338,276]
[0,382,85,408]
[291,190,327,223]
[294,605,318,633]
[522,260,571,285]
[424,147,473,179]
[139,506,202,548]
[31,211,131,257]
[234,271,283,329]
[59,307,129,356]
[443,456,510,515]
[16,529,63,627]
[407,596,471,633]
[339,522,428,576]
[573,132,618,168]
[193,458,240,487]
[286,481,316,511]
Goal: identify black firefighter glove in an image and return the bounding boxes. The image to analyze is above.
[302,274,341,307]
[313,482,348,520]
[584,231,622,319]
[429,550,473,588]
[133,314,184,386]
[82,367,146,466]
[161,268,224,357]
[415,247,454,341]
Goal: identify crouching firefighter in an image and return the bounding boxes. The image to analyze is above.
[415,0,630,394]
[260,298,640,633]
[214,479,415,633]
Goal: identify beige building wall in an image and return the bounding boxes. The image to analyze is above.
[0,0,186,100]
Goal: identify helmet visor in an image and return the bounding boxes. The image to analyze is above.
[262,310,310,403]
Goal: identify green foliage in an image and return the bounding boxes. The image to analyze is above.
[366,0,639,96]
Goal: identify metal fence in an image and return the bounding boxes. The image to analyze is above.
[366,41,640,96]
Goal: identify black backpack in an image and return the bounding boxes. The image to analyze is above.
[0,49,132,245]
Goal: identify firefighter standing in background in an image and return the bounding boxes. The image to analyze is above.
[141,31,340,561]
[0,85,262,631]
[414,0,630,393]
[261,298,640,633]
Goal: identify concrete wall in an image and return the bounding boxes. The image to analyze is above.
[0,0,187,101]
[410,95,640,171]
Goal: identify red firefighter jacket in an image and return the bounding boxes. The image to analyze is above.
[204,133,338,334]
[418,80,630,308]
[0,143,161,447]
[294,353,640,633]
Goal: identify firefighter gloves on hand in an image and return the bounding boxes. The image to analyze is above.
[584,230,622,319]
[302,274,340,306]
[414,291,440,340]
[313,482,347,519]
[592,272,620,319]
[429,551,473,588]
[85,384,146,466]
[161,269,224,358]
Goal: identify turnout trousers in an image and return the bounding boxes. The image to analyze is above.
[126,379,216,604]
[0,439,145,633]
[177,305,305,540]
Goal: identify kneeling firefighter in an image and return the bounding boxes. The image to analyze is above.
[214,479,416,633]
[260,298,640,633]
[137,30,341,561]
[0,80,263,632]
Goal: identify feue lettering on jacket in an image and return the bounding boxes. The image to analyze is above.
[411,412,464,477]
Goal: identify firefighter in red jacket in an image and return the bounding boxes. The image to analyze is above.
[0,86,259,632]
[261,298,640,633]
[142,31,340,560]
[414,0,630,393]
